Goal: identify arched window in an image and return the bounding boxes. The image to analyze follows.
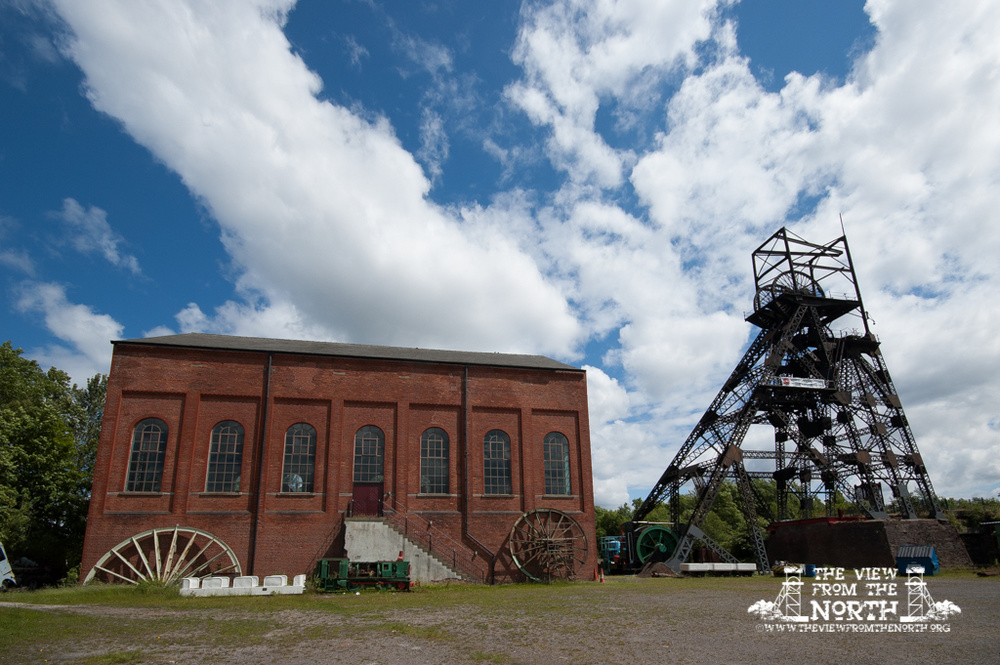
[206,421,244,492]
[420,427,449,494]
[543,432,571,495]
[282,423,316,492]
[353,425,384,483]
[125,418,168,492]
[483,429,512,495]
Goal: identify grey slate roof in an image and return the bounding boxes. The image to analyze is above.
[115,333,582,372]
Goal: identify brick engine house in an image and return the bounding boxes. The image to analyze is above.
[80,333,597,584]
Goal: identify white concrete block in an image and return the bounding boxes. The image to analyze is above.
[262,575,287,587]
[201,576,230,588]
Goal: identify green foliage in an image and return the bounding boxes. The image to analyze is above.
[594,502,632,538]
[938,496,1000,532]
[69,372,108,492]
[0,341,107,577]
[596,480,863,562]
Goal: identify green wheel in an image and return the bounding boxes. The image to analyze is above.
[636,526,678,563]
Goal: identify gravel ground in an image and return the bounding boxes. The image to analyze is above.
[2,575,998,665]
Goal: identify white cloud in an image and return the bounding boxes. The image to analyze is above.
[52,198,141,275]
[15,281,122,383]
[585,364,630,426]
[43,0,1000,502]
[512,0,1000,502]
[0,248,35,275]
[342,35,368,69]
[393,28,453,77]
[418,107,449,183]
[507,0,719,186]
[166,299,332,343]
[52,0,582,358]
[0,214,36,275]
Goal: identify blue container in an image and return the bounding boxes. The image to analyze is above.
[895,544,940,575]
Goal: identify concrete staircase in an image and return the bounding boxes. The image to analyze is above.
[344,518,475,583]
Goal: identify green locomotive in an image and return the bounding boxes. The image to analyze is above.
[314,557,411,592]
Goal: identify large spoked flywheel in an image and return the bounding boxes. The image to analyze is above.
[509,509,588,582]
[84,527,241,585]
[635,525,679,563]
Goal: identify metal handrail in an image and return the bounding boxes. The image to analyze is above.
[381,495,491,583]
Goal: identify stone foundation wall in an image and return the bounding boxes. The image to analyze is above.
[766,518,972,569]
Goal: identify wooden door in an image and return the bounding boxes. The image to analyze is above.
[352,482,383,516]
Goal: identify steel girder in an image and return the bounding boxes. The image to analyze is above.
[632,228,945,574]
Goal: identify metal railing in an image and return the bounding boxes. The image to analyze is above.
[380,495,492,583]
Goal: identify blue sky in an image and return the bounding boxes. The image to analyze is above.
[2,0,998,505]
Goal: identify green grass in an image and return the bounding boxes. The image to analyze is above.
[1,573,993,663]
[0,606,97,651]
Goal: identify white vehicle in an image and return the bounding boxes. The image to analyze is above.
[0,540,16,589]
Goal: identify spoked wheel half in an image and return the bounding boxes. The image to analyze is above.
[635,525,679,564]
[84,527,241,585]
[754,270,824,312]
[509,509,588,582]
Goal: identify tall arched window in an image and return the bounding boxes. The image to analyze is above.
[420,427,449,494]
[206,421,244,492]
[282,423,316,493]
[126,418,168,492]
[483,429,512,495]
[543,432,571,495]
[353,425,384,483]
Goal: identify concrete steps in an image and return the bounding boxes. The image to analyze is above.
[343,518,467,583]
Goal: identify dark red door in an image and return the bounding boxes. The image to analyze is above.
[352,483,383,516]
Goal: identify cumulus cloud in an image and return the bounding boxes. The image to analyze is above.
[15,281,122,383]
[52,0,581,357]
[43,0,1000,502]
[509,0,1000,500]
[507,0,718,186]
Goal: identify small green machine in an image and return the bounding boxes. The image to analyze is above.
[314,558,411,592]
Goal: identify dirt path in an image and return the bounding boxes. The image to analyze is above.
[2,576,998,664]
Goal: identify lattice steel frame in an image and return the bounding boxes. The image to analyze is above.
[632,228,945,573]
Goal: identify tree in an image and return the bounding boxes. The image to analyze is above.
[69,373,108,497]
[0,341,106,577]
[595,502,633,539]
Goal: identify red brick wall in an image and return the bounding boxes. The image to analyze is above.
[81,342,597,583]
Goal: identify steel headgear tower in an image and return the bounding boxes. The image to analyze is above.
[629,227,945,573]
